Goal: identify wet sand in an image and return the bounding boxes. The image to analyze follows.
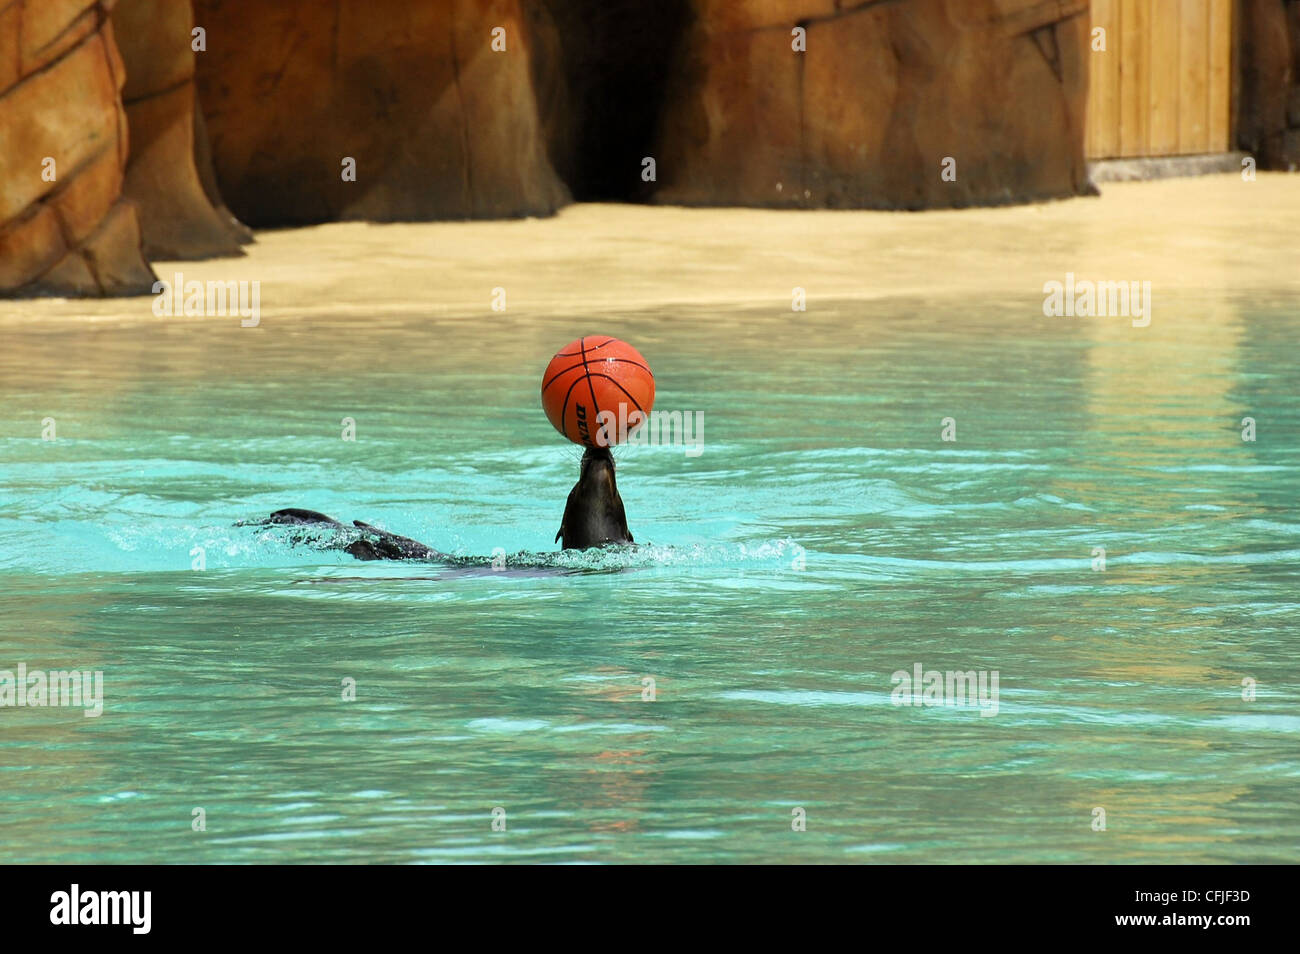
[2,173,1298,324]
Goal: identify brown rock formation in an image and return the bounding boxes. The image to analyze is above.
[191,93,252,244]
[652,0,1093,209]
[0,0,155,296]
[110,0,249,258]
[1238,0,1300,170]
[191,0,569,226]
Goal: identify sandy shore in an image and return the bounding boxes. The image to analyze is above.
[3,173,1297,324]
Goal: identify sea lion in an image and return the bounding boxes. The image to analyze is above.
[258,507,443,561]
[254,445,633,561]
[555,445,633,549]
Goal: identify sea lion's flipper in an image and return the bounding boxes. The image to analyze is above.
[612,495,633,544]
[556,484,577,543]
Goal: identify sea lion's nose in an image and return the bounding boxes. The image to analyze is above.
[585,459,614,491]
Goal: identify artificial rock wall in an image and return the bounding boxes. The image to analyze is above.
[653,0,1092,209]
[190,0,570,226]
[0,0,155,295]
[18,0,1294,299]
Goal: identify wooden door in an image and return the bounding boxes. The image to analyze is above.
[1086,0,1233,159]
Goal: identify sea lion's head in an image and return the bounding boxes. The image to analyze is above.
[556,445,633,550]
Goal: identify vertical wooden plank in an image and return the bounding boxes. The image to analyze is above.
[1207,0,1232,151]
[1148,0,1181,154]
[1120,0,1152,156]
[1086,0,1099,155]
[1085,0,1096,158]
[1179,0,1210,153]
[1089,0,1122,157]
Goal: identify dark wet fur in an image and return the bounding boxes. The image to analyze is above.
[249,446,633,562]
[254,508,445,561]
[555,446,633,549]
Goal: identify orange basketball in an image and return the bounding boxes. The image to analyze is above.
[541,336,656,447]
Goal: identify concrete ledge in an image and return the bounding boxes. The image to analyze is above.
[1088,152,1251,183]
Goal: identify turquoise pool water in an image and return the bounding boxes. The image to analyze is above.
[1,294,1297,863]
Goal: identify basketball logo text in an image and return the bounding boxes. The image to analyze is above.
[576,404,591,444]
